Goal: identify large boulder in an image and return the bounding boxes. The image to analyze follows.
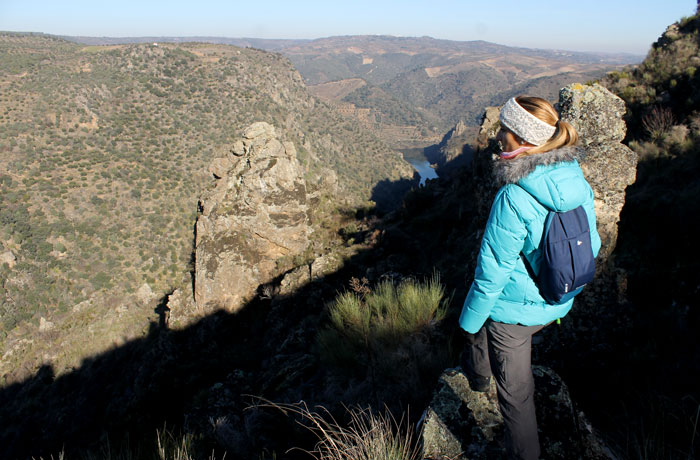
[558,83,638,261]
[0,250,16,269]
[421,367,614,459]
[194,122,312,312]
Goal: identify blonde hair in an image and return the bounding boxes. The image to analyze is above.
[512,96,578,156]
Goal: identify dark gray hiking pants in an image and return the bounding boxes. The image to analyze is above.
[466,321,545,460]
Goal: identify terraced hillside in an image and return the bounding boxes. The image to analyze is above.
[285,36,641,145]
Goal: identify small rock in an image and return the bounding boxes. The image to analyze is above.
[0,251,16,268]
[208,156,234,179]
[39,317,55,332]
[310,254,341,280]
[243,121,275,140]
[72,299,92,313]
[136,283,154,304]
[231,140,245,156]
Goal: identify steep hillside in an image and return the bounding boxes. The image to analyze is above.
[0,33,413,380]
[572,10,700,458]
[602,10,700,322]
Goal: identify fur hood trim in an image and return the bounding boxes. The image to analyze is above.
[493,146,583,186]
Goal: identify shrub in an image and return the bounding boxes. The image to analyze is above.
[664,124,691,149]
[643,106,675,141]
[318,274,447,372]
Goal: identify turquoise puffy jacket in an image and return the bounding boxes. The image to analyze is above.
[459,147,601,334]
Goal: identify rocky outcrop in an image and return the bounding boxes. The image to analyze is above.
[476,107,500,147]
[421,367,613,459]
[558,83,638,261]
[194,122,312,313]
[437,120,468,163]
[427,120,475,175]
[0,250,16,269]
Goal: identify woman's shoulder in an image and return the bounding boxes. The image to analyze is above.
[494,146,584,186]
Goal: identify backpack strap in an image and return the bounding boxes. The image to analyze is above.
[510,183,548,281]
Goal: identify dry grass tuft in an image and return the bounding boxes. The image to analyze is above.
[255,400,421,460]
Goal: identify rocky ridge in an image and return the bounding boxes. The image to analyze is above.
[167,121,349,323]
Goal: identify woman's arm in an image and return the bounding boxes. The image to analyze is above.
[459,187,528,333]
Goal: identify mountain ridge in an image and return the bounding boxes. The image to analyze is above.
[56,33,644,63]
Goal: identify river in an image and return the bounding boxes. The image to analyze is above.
[399,147,438,186]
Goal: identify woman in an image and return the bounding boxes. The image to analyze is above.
[459,96,601,460]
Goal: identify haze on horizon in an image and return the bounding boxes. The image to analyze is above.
[0,0,696,55]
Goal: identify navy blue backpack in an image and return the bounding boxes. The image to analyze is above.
[519,187,596,304]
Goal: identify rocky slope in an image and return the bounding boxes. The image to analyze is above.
[594,10,700,457]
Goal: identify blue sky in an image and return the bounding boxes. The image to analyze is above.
[0,0,696,54]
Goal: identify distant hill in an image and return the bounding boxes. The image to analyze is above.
[61,34,643,146]
[282,36,642,144]
[60,34,311,49]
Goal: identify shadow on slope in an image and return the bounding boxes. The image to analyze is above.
[0,169,482,459]
[532,149,700,458]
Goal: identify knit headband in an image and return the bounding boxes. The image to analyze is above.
[499,98,557,146]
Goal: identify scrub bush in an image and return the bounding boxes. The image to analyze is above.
[318,274,447,374]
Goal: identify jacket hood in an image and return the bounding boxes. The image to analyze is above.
[493,146,590,212]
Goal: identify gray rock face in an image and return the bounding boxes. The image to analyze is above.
[421,367,614,459]
[194,122,311,313]
[477,107,500,147]
[559,83,628,146]
[558,83,638,261]
[432,120,475,173]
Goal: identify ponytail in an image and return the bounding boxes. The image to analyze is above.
[510,96,578,157]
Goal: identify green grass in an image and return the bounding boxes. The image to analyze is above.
[318,274,447,371]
